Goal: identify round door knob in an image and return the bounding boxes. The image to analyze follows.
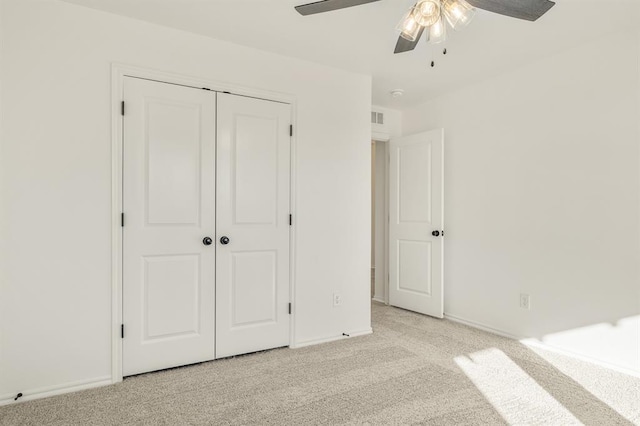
[220,236,230,245]
[431,230,440,237]
[203,237,213,246]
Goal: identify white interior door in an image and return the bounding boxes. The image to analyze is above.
[388,129,444,317]
[216,93,291,359]
[123,77,216,376]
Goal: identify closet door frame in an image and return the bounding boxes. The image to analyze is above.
[110,63,298,383]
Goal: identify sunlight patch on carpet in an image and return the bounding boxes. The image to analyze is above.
[454,348,581,425]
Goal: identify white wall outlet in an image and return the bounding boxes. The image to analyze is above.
[333,293,342,307]
[520,293,531,310]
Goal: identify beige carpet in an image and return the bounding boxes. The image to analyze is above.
[1,302,639,425]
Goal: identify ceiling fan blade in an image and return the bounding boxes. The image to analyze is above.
[394,27,425,54]
[466,0,555,21]
[295,0,381,16]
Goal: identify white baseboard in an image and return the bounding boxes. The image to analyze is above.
[0,376,113,407]
[520,338,640,379]
[291,328,373,349]
[0,328,375,405]
[444,313,522,340]
[444,313,640,379]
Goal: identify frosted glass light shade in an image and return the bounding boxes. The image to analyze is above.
[427,16,447,44]
[413,0,442,27]
[442,0,475,30]
[397,7,422,41]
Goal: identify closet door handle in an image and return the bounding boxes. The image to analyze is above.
[203,237,213,246]
[220,236,230,245]
[431,230,440,237]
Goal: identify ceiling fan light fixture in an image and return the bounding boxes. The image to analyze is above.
[413,0,442,27]
[295,0,556,56]
[442,0,475,30]
[427,15,447,44]
[396,7,422,41]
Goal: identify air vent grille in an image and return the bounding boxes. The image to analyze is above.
[371,111,384,125]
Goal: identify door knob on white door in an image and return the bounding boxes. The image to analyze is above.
[220,236,230,245]
[203,237,213,246]
[431,230,440,237]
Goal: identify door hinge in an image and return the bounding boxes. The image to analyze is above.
[288,303,292,315]
[289,214,292,226]
[121,324,124,339]
[121,213,124,227]
[121,101,125,116]
[289,125,293,137]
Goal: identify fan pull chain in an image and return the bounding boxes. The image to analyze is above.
[429,46,449,68]
[428,42,436,68]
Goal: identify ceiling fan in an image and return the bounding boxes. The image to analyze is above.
[295,0,556,54]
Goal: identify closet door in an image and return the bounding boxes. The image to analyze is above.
[122,77,216,376]
[215,93,291,358]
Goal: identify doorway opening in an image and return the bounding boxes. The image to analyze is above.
[370,130,445,318]
[371,139,389,304]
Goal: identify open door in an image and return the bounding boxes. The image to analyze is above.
[388,129,444,318]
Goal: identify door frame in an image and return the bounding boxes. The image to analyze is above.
[110,63,298,383]
[371,135,390,305]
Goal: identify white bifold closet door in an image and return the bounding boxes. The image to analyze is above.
[215,93,291,359]
[388,129,444,318]
[122,77,217,376]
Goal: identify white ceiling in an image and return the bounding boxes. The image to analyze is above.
[60,0,639,109]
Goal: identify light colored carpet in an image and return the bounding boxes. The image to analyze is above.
[1,302,639,425]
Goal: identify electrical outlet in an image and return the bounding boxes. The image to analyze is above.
[520,293,531,310]
[333,293,342,307]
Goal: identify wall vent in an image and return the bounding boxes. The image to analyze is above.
[371,111,384,125]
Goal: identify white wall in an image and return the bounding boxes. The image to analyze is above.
[0,0,372,403]
[403,30,640,374]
